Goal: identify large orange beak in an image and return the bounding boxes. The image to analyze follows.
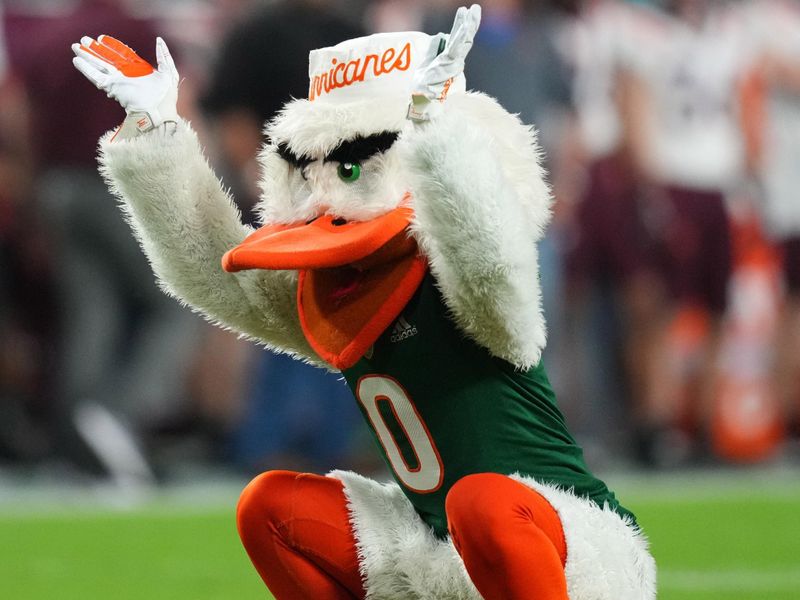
[222,202,414,272]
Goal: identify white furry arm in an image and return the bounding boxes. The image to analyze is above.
[98,120,321,363]
[405,93,552,369]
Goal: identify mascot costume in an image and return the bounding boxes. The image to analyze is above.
[72,5,656,599]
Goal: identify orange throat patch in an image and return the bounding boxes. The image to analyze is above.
[299,233,427,370]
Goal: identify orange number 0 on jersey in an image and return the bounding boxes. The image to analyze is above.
[356,375,444,493]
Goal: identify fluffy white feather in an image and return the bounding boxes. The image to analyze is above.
[267,95,409,160]
[330,470,481,600]
[511,474,658,600]
[256,135,411,226]
[330,470,656,600]
[401,92,553,369]
[98,120,323,365]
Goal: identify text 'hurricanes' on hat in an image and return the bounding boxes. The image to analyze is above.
[307,31,466,104]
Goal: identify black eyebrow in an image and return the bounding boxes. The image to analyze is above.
[324,131,400,164]
[275,142,313,170]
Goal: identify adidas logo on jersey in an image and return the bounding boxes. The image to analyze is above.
[390,315,418,343]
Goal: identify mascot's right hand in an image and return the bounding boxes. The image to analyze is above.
[72,36,178,135]
[407,4,481,122]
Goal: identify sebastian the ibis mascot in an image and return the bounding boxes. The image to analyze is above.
[72,6,655,599]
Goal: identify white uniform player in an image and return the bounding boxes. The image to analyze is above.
[742,0,800,241]
[613,1,758,465]
[558,0,664,164]
[555,2,671,455]
[633,3,752,192]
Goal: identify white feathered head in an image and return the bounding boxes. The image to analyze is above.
[221,10,553,370]
[222,30,467,274]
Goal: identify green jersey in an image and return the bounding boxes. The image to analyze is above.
[342,274,634,537]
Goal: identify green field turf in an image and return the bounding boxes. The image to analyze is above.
[1,471,798,599]
[627,480,800,600]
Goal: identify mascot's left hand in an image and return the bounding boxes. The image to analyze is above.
[408,4,481,121]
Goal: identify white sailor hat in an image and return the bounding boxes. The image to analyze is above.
[268,30,466,157]
[307,31,465,103]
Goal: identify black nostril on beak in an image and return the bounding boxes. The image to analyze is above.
[331,218,348,226]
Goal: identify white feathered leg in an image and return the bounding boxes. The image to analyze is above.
[328,470,656,600]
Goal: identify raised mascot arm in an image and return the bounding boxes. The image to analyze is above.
[405,6,553,369]
[72,36,320,363]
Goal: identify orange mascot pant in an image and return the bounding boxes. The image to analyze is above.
[446,473,569,600]
[236,470,366,599]
[236,470,568,600]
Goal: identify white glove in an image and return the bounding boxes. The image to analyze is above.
[72,35,179,135]
[407,4,481,122]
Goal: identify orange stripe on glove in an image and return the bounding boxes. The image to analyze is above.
[79,35,154,77]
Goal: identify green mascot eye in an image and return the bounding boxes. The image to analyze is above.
[337,162,361,182]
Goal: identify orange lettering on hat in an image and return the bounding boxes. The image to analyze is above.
[309,42,412,101]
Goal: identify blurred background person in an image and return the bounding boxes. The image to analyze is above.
[201,0,363,223]
[7,0,202,484]
[0,119,58,466]
[0,0,59,465]
[618,0,759,465]
[552,0,666,464]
